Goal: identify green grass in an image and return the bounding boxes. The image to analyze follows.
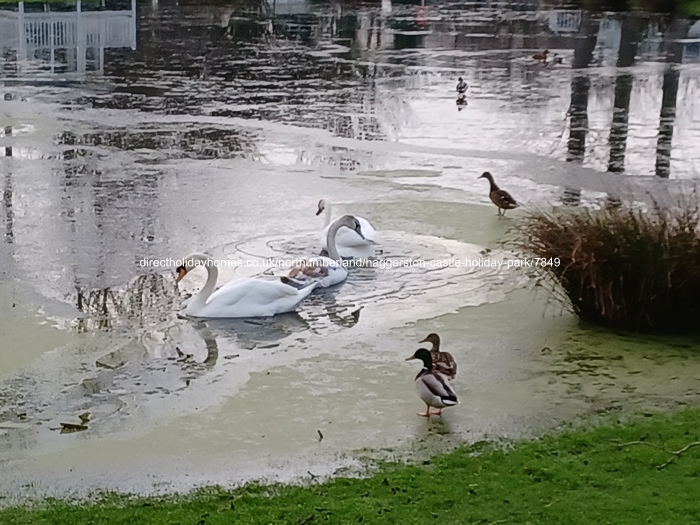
[680,0,700,14]
[3,410,700,524]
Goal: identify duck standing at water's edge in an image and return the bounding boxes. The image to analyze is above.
[479,171,518,216]
[419,333,457,380]
[406,348,458,417]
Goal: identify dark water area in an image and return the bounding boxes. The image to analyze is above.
[3,1,700,163]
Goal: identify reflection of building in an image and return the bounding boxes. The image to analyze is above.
[547,10,581,33]
[355,7,393,51]
[267,0,309,16]
[0,0,136,74]
[594,17,622,64]
[546,10,700,65]
[684,20,700,63]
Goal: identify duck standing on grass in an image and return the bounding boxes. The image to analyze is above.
[419,333,457,380]
[406,349,458,417]
[479,171,518,216]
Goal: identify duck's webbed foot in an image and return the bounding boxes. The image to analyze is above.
[417,404,432,417]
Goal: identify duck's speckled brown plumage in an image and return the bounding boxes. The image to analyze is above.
[479,171,518,216]
[288,259,329,280]
[418,333,457,381]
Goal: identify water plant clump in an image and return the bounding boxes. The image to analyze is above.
[519,202,700,334]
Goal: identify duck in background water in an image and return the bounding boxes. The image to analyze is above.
[456,77,468,111]
[456,77,468,95]
[547,53,563,66]
[532,49,549,62]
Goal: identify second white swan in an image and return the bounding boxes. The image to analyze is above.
[317,199,379,259]
[287,214,364,288]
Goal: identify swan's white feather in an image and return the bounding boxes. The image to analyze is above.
[185,277,316,318]
[320,214,379,258]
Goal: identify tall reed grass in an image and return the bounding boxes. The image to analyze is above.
[518,202,700,333]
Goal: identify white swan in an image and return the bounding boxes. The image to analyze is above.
[287,215,364,288]
[317,199,379,258]
[175,253,317,318]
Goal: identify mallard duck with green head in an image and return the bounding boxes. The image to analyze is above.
[406,348,459,417]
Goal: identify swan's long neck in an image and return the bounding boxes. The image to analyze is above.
[188,255,219,310]
[325,219,344,261]
[322,204,332,228]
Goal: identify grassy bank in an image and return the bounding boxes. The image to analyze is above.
[2,411,700,524]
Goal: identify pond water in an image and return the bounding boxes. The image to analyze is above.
[1,0,700,499]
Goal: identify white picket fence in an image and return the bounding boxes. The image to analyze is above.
[0,0,136,73]
[548,10,582,33]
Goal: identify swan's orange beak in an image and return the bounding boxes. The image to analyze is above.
[175,266,188,284]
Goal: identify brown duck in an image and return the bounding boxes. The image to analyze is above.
[532,49,549,61]
[479,171,518,216]
[418,333,457,380]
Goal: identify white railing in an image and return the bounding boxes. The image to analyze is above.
[0,16,20,47]
[267,0,309,16]
[0,0,136,73]
[7,12,134,48]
